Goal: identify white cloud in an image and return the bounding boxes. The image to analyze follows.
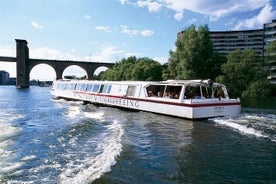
[137,0,162,12]
[141,29,154,36]
[153,56,168,65]
[119,0,127,5]
[121,25,139,35]
[84,15,91,19]
[31,21,43,29]
[95,26,113,32]
[0,46,15,57]
[174,11,183,21]
[233,3,276,30]
[125,0,272,22]
[30,47,81,60]
[120,25,154,36]
[85,44,125,63]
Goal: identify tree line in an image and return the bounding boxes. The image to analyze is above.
[97,25,275,106]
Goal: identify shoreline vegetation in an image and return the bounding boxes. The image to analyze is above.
[242,97,276,109]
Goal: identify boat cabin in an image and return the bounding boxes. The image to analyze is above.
[53,79,229,102]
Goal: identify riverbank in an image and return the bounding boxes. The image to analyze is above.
[242,97,276,110]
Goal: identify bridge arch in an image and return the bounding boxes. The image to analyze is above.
[28,60,114,81]
[63,65,87,79]
[29,64,56,80]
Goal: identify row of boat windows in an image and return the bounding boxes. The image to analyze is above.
[54,82,227,99]
[146,84,228,99]
[54,82,112,94]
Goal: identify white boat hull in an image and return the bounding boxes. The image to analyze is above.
[51,88,241,119]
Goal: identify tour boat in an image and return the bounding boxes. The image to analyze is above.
[50,79,241,119]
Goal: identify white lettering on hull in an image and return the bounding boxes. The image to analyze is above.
[74,93,139,108]
[214,106,224,114]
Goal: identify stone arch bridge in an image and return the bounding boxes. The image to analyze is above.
[0,39,114,88]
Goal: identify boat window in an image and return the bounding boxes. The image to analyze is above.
[69,83,76,90]
[86,84,93,92]
[213,86,226,99]
[164,85,182,99]
[201,85,210,98]
[75,83,81,91]
[60,83,66,90]
[107,85,112,94]
[99,84,110,93]
[92,84,100,92]
[64,83,69,90]
[185,86,201,99]
[146,85,166,97]
[99,84,112,94]
[55,83,61,89]
[126,86,136,96]
[146,84,182,99]
[80,83,87,91]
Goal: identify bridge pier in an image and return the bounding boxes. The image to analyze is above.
[56,71,63,80]
[16,39,30,88]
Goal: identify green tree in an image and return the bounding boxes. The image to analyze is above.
[241,80,271,99]
[161,63,171,80]
[216,49,263,98]
[168,25,224,80]
[100,56,162,81]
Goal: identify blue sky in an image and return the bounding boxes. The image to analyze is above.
[0,0,276,80]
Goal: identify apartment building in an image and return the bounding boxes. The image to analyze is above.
[209,29,264,56]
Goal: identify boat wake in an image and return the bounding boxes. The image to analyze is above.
[212,112,276,142]
[0,112,23,179]
[59,119,124,184]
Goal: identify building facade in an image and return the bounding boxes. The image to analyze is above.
[178,19,276,82]
[264,20,276,82]
[264,19,276,56]
[209,29,264,56]
[0,70,10,85]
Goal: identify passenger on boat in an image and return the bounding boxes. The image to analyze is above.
[215,87,225,100]
[184,85,193,99]
[148,91,154,97]
[157,92,162,97]
[164,92,170,98]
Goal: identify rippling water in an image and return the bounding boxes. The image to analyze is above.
[0,86,275,184]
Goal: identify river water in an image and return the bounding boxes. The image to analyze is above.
[0,86,275,184]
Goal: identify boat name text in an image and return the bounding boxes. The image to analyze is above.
[74,93,139,108]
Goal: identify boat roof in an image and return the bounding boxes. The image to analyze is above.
[56,79,225,87]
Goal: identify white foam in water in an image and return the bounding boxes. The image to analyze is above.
[66,106,81,118]
[213,118,268,139]
[0,123,20,140]
[21,155,36,161]
[84,111,105,120]
[0,112,23,179]
[0,119,21,159]
[59,120,124,184]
